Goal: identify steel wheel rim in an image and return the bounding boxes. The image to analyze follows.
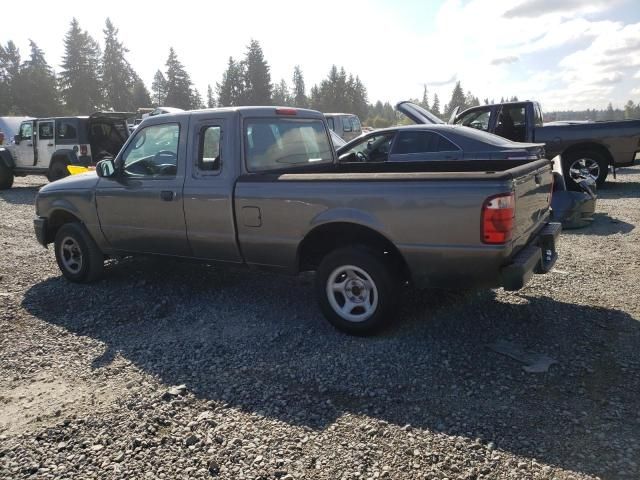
[59,236,83,274]
[326,265,378,323]
[569,157,600,182]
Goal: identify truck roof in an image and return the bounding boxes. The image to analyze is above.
[151,106,326,121]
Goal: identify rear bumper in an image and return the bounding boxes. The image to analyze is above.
[500,222,561,291]
[34,217,48,247]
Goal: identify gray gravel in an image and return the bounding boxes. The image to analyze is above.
[1,168,639,479]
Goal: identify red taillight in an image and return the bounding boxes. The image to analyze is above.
[80,144,88,156]
[481,192,515,244]
[275,108,297,116]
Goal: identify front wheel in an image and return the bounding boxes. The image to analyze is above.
[54,223,104,283]
[316,247,399,335]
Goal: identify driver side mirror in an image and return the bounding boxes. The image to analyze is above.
[14,135,20,144]
[338,152,358,163]
[96,158,117,178]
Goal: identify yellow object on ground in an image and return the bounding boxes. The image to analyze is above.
[67,165,91,175]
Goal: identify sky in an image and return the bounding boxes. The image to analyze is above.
[2,0,640,111]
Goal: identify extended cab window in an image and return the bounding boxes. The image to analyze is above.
[38,122,54,140]
[351,116,362,133]
[198,125,221,172]
[245,118,332,172]
[339,132,395,163]
[122,123,179,177]
[326,117,335,131]
[342,116,352,132]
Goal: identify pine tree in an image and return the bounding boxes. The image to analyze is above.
[151,70,167,106]
[216,57,244,107]
[59,18,104,113]
[16,40,61,116]
[421,84,430,110]
[191,88,204,109]
[241,39,272,105]
[292,65,307,108]
[102,18,136,111]
[444,81,465,118]
[0,41,21,114]
[272,79,291,105]
[164,48,193,109]
[432,93,441,117]
[131,75,152,107]
[206,84,215,108]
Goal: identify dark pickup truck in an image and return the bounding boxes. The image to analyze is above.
[451,100,640,187]
[34,107,560,334]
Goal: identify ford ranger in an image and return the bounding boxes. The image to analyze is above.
[34,107,560,334]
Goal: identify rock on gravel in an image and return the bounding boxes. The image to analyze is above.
[1,171,640,479]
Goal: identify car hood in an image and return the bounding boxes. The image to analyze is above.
[39,171,99,193]
[395,101,445,125]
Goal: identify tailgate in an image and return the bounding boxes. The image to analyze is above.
[511,160,554,250]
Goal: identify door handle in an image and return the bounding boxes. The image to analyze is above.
[47,143,54,147]
[160,191,175,201]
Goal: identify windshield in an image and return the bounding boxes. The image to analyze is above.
[245,118,333,172]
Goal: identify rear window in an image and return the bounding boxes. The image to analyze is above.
[245,118,333,172]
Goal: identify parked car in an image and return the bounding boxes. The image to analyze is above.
[447,100,640,187]
[325,113,363,141]
[0,112,131,189]
[34,107,559,335]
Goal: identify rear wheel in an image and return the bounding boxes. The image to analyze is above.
[48,160,69,182]
[0,163,14,189]
[316,247,399,335]
[563,151,608,189]
[54,223,104,283]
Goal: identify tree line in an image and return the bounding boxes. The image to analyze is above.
[1,18,638,126]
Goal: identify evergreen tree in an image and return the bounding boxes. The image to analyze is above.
[272,79,291,105]
[131,75,152,107]
[421,84,430,110]
[151,70,167,106]
[444,81,465,118]
[432,93,441,117]
[206,84,215,108]
[59,18,103,113]
[164,48,193,109]
[16,40,61,116]
[191,88,204,109]
[241,39,272,105]
[102,18,136,111]
[216,57,245,107]
[292,65,307,108]
[0,41,21,114]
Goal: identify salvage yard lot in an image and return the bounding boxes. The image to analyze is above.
[1,170,639,479]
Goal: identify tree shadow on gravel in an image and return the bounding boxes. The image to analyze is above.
[22,258,640,479]
[0,184,44,205]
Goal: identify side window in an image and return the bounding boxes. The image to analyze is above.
[56,120,77,140]
[339,132,395,163]
[20,122,33,140]
[457,110,492,131]
[342,116,352,132]
[38,122,54,140]
[496,106,526,142]
[436,134,459,152]
[392,131,438,154]
[122,123,180,177]
[198,125,221,172]
[326,117,335,131]
[350,116,362,133]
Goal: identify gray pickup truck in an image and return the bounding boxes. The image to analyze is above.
[34,107,560,334]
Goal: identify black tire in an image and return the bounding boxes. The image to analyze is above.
[0,163,14,189]
[562,150,608,189]
[54,223,104,283]
[48,160,69,182]
[315,246,399,335]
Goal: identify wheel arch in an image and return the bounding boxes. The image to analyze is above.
[45,208,83,245]
[561,142,614,166]
[297,221,412,282]
[0,149,16,169]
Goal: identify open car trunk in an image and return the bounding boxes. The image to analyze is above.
[88,112,132,161]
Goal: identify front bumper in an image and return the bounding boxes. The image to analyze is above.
[500,222,561,291]
[34,217,48,247]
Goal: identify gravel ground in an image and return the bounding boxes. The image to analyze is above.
[1,168,639,480]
